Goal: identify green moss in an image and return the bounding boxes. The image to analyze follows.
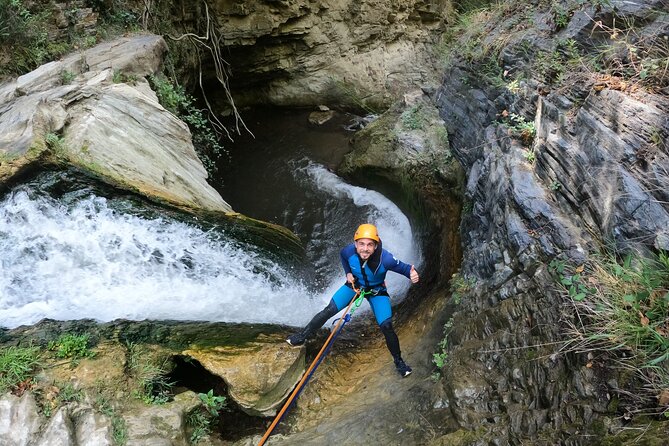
[606,396,619,413]
[0,152,21,163]
[112,320,287,351]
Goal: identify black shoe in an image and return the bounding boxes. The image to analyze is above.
[286,333,306,347]
[394,358,412,377]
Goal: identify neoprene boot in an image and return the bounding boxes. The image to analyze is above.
[393,354,412,377]
[286,301,338,347]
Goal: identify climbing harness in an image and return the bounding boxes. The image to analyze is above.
[257,288,369,446]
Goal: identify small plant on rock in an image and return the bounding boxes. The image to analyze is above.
[199,389,226,416]
[401,104,426,131]
[57,382,83,403]
[524,150,536,164]
[450,271,476,305]
[502,112,536,147]
[48,333,95,362]
[432,317,454,379]
[112,69,137,85]
[506,78,521,94]
[552,4,571,30]
[60,69,76,84]
[186,389,227,444]
[148,74,226,175]
[45,132,67,154]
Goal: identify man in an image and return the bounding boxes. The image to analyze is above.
[287,223,419,377]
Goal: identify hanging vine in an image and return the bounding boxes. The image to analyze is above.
[142,0,252,143]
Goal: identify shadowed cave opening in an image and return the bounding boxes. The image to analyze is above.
[167,355,270,441]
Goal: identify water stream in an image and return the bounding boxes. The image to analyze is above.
[0,109,421,329]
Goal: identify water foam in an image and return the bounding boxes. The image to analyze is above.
[0,164,420,329]
[297,162,421,313]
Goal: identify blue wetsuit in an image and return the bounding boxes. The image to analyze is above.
[287,239,414,370]
[331,242,412,325]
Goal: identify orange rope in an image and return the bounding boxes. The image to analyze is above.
[257,290,360,446]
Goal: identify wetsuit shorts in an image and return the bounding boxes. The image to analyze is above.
[331,284,391,325]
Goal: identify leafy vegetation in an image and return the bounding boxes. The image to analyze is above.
[534,38,581,84]
[524,150,536,163]
[0,0,51,75]
[148,74,226,175]
[501,112,536,147]
[553,251,669,416]
[198,389,227,416]
[112,69,138,85]
[39,381,85,417]
[0,0,100,77]
[90,0,140,34]
[45,133,67,155]
[551,4,571,30]
[48,333,95,361]
[432,272,477,377]
[440,0,667,97]
[401,104,427,130]
[432,317,454,375]
[60,69,76,85]
[57,382,84,403]
[186,389,227,443]
[0,345,42,393]
[450,271,475,305]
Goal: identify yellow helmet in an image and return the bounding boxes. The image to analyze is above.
[354,224,380,242]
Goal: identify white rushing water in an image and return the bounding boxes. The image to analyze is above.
[299,162,420,301]
[0,164,420,329]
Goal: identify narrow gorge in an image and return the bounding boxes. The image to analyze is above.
[0,0,667,445]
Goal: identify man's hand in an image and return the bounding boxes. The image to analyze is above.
[346,273,356,286]
[410,266,420,284]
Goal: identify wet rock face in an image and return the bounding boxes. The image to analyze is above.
[433,0,669,442]
[339,90,464,286]
[183,335,305,416]
[535,89,669,252]
[0,34,233,214]
[0,393,42,446]
[0,319,303,446]
[205,0,451,109]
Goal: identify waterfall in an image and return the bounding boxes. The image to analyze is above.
[0,164,420,329]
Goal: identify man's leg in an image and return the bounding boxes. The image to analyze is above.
[287,285,356,346]
[369,295,412,377]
